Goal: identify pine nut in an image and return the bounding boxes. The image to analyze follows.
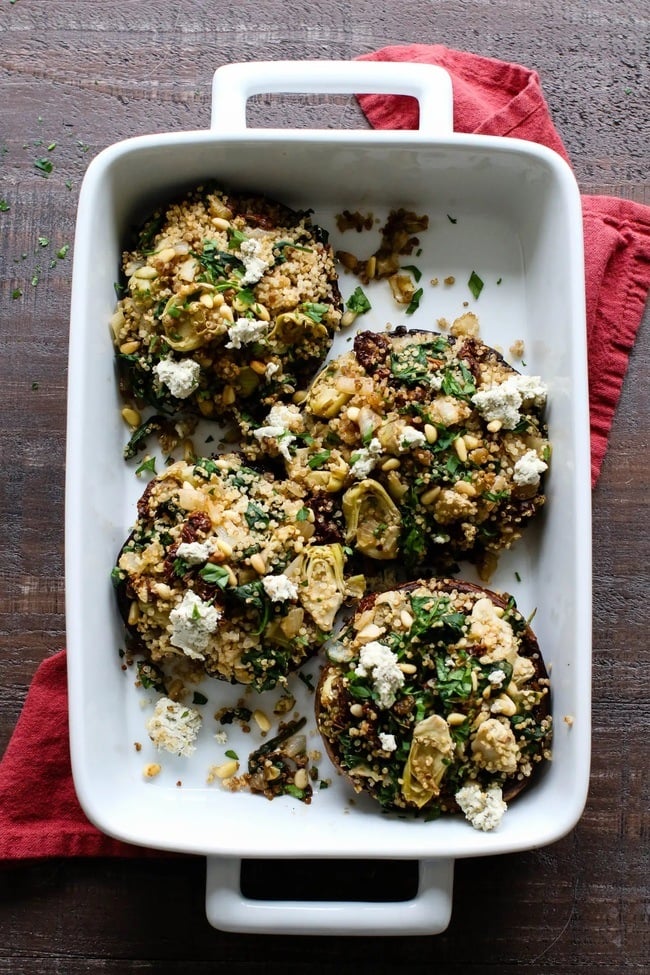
[341,310,357,328]
[121,406,141,428]
[400,609,414,629]
[366,255,377,279]
[454,480,476,497]
[446,712,467,726]
[250,553,266,575]
[215,538,233,558]
[128,600,140,625]
[381,457,400,472]
[214,759,239,778]
[487,419,502,433]
[253,709,271,733]
[250,359,268,375]
[294,769,309,790]
[357,623,384,643]
[293,390,308,404]
[420,485,441,506]
[454,436,468,462]
[211,216,231,231]
[386,471,408,501]
[222,385,236,406]
[463,434,481,449]
[133,265,157,279]
[349,703,364,717]
[143,763,162,778]
[156,247,176,264]
[424,423,438,444]
[199,293,214,309]
[119,340,140,355]
[346,406,361,422]
[399,662,417,674]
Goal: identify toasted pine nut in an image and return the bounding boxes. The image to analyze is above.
[356,623,384,643]
[381,457,400,472]
[253,709,271,734]
[292,390,308,404]
[222,385,236,406]
[215,538,233,558]
[446,712,467,726]
[454,480,476,497]
[143,763,162,778]
[400,609,414,629]
[487,419,502,433]
[399,662,417,674]
[250,553,266,575]
[211,216,231,231]
[156,247,176,264]
[133,265,157,279]
[119,340,140,355]
[128,600,140,625]
[349,703,364,717]
[463,434,481,449]
[346,406,361,422]
[366,255,377,279]
[253,303,270,322]
[386,471,408,501]
[121,406,141,428]
[220,304,234,323]
[341,310,357,328]
[214,759,239,779]
[420,486,441,506]
[454,436,468,462]
[424,423,438,444]
[249,359,268,375]
[294,769,309,790]
[199,293,214,309]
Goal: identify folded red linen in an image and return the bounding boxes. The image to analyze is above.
[1,45,648,861]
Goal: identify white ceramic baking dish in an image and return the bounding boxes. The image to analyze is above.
[66,60,591,936]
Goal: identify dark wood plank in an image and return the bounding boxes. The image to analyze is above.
[1,0,648,970]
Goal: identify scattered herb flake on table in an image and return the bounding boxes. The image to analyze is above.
[34,157,53,176]
[0,199,9,212]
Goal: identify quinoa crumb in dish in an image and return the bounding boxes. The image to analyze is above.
[315,579,552,830]
[110,184,342,427]
[113,454,365,690]
[246,327,551,578]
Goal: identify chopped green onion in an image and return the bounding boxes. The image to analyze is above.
[401,264,422,283]
[405,287,423,316]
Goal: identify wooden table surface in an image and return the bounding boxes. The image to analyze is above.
[1,1,648,971]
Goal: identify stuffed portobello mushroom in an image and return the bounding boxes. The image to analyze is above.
[246,328,551,577]
[113,454,364,690]
[110,184,342,424]
[315,579,552,830]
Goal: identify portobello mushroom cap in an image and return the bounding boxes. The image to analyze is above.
[315,578,552,825]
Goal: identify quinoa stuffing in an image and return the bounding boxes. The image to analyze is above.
[315,578,552,829]
[110,184,342,425]
[113,453,365,690]
[243,327,551,578]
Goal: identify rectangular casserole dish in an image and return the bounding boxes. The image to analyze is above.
[66,60,591,936]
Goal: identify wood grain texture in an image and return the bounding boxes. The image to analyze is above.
[1,0,648,970]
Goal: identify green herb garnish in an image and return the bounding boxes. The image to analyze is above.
[135,456,157,477]
[346,286,371,315]
[34,157,53,176]
[401,264,422,283]
[225,749,239,760]
[199,564,230,588]
[307,449,331,470]
[302,302,329,323]
[468,271,484,299]
[192,691,208,706]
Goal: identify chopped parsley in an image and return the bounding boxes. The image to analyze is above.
[135,456,157,476]
[302,302,329,323]
[468,271,484,300]
[34,157,53,176]
[405,287,423,315]
[447,214,457,224]
[199,563,230,588]
[225,749,239,760]
[401,264,422,282]
[192,691,208,706]
[346,286,371,315]
[307,449,331,470]
[0,199,9,212]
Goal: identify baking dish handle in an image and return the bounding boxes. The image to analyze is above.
[204,856,454,936]
[210,60,453,137]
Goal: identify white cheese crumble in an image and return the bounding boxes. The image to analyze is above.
[169,590,221,660]
[214,730,228,745]
[253,404,302,461]
[455,781,507,832]
[146,697,202,757]
[513,449,548,487]
[472,374,547,429]
[265,361,280,381]
[239,238,270,285]
[154,357,201,399]
[225,317,270,349]
[378,732,397,752]
[398,425,427,451]
[487,668,507,686]
[355,641,405,710]
[349,438,382,479]
[175,540,214,565]
[262,573,299,602]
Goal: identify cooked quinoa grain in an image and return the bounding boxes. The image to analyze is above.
[315,578,552,829]
[110,185,342,423]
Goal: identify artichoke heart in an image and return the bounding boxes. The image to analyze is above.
[288,543,349,631]
[343,479,402,560]
[162,293,209,351]
[307,365,353,418]
[268,311,329,347]
[401,714,454,809]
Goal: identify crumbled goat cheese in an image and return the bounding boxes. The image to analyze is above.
[175,540,214,565]
[455,781,507,832]
[239,238,270,285]
[154,357,201,399]
[214,730,228,744]
[262,573,299,602]
[472,374,547,429]
[169,590,221,660]
[265,361,280,381]
[146,697,202,758]
[379,732,398,752]
[513,449,548,487]
[355,641,405,709]
[488,668,507,686]
[225,317,270,349]
[399,425,427,451]
[349,438,383,478]
[253,404,302,461]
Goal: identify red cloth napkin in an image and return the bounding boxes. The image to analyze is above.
[1,45,649,861]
